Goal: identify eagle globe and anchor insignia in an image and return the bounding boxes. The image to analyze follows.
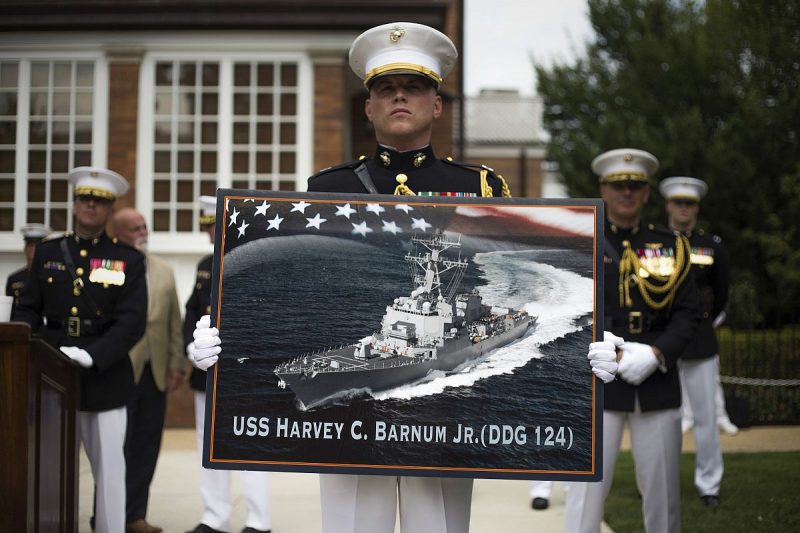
[274,232,537,410]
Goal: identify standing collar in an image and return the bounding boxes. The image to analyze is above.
[372,144,436,171]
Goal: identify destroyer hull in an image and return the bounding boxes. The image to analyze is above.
[276,318,533,410]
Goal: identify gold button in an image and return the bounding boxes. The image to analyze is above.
[80,249,88,257]
[196,283,202,290]
[47,277,53,283]
[96,310,102,316]
[92,238,99,245]
[206,305,211,314]
[70,306,78,316]
[76,267,84,276]
[73,288,81,296]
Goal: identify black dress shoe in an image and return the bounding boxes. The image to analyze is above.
[701,494,721,507]
[531,497,550,510]
[241,528,271,533]
[186,524,225,533]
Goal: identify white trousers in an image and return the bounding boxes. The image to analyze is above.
[194,392,272,532]
[681,355,734,425]
[564,405,682,533]
[530,480,554,499]
[320,474,473,533]
[678,357,724,496]
[80,407,127,533]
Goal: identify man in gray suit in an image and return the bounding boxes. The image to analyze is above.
[112,208,187,533]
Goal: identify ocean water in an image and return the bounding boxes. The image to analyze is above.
[209,234,598,478]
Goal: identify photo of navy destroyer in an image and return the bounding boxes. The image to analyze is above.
[274,232,536,409]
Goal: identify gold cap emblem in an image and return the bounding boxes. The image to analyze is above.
[389,27,406,42]
[623,153,633,162]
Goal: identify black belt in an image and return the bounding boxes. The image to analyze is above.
[45,316,110,337]
[605,312,666,335]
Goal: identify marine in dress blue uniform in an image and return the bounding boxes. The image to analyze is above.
[12,167,147,533]
[660,176,729,507]
[564,150,700,533]
[184,196,272,533]
[309,21,512,533]
[5,223,51,314]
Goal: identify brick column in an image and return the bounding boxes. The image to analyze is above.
[311,53,347,174]
[104,47,143,210]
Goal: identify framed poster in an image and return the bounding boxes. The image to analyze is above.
[202,189,604,481]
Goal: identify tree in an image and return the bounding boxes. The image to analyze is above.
[536,0,800,324]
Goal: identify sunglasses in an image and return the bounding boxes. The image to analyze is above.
[76,194,114,206]
[670,199,698,207]
[607,181,648,192]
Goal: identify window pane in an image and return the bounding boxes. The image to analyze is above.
[202,64,219,86]
[257,94,273,115]
[233,152,249,173]
[233,122,249,144]
[279,180,295,191]
[51,150,69,172]
[179,63,196,87]
[154,180,171,202]
[51,179,68,202]
[0,121,16,144]
[52,121,70,144]
[30,91,48,115]
[0,63,19,87]
[31,63,49,87]
[75,121,92,144]
[255,180,272,190]
[28,179,46,202]
[279,152,295,173]
[255,152,272,173]
[74,150,91,167]
[27,208,45,224]
[52,92,70,115]
[177,121,194,143]
[233,94,249,115]
[178,93,195,115]
[279,122,296,144]
[177,180,194,202]
[232,179,249,189]
[256,123,272,144]
[280,94,296,115]
[0,93,17,115]
[53,63,71,88]
[28,121,47,144]
[50,209,68,231]
[234,64,250,86]
[76,62,94,87]
[177,151,194,172]
[154,92,172,114]
[0,208,13,230]
[257,64,273,86]
[154,151,171,172]
[28,150,46,173]
[201,122,217,144]
[0,150,14,172]
[177,209,193,231]
[155,63,173,86]
[200,180,215,196]
[155,121,171,143]
[281,64,297,87]
[200,151,216,173]
[153,209,170,231]
[76,92,92,115]
[0,179,14,202]
[201,93,218,115]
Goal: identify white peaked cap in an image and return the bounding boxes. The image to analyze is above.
[199,195,217,225]
[349,22,457,87]
[591,148,659,183]
[659,176,708,201]
[68,166,129,200]
[20,223,52,242]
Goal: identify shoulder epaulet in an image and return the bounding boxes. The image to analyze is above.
[649,224,679,237]
[442,158,511,198]
[41,232,68,243]
[310,157,366,178]
[441,157,494,173]
[712,234,722,244]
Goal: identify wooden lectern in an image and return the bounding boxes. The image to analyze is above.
[0,322,79,532]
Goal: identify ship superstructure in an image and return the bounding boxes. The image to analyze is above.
[274,232,535,409]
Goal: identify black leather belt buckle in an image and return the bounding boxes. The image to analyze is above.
[628,311,643,334]
[68,317,80,337]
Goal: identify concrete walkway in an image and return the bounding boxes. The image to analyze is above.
[78,426,799,533]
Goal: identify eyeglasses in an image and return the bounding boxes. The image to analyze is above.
[607,181,648,192]
[670,199,698,207]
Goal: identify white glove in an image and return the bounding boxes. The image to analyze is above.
[60,346,93,368]
[588,331,623,383]
[189,315,221,371]
[617,342,660,386]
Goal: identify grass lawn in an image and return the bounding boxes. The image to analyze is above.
[604,451,800,532]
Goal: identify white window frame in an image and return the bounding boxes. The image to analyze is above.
[0,51,108,251]
[139,50,314,254]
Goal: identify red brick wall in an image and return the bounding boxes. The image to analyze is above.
[107,61,139,210]
[313,61,347,174]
